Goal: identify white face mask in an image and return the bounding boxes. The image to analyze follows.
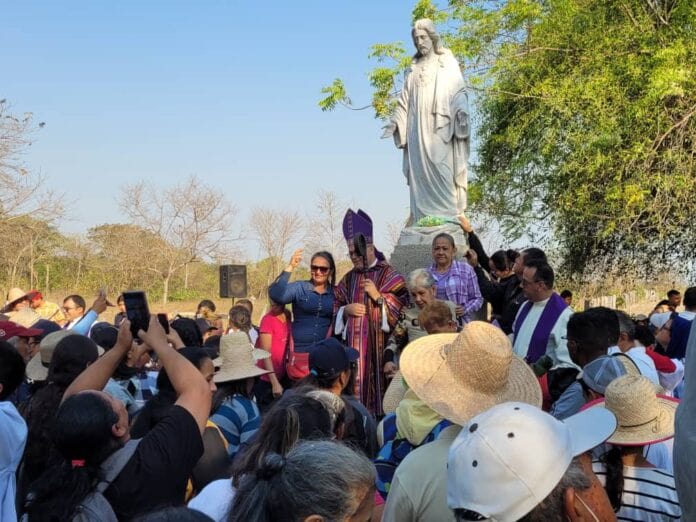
[573,494,601,522]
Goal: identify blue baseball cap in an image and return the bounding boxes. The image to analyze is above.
[309,338,359,379]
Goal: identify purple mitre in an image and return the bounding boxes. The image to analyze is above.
[343,208,374,243]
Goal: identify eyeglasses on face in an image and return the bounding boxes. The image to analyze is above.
[310,265,330,274]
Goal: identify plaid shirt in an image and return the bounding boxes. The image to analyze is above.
[428,260,483,324]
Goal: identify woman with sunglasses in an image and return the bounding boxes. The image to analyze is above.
[268,248,336,356]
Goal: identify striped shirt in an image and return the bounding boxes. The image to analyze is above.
[593,462,682,521]
[210,395,260,459]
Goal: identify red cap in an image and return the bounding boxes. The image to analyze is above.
[0,321,44,340]
[28,289,42,301]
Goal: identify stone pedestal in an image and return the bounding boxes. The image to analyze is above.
[389,224,468,277]
[389,224,488,321]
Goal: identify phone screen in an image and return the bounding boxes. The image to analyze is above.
[123,291,150,339]
[156,313,170,334]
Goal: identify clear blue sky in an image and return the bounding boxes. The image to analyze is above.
[3,1,450,259]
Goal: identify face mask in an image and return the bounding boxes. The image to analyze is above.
[573,493,600,522]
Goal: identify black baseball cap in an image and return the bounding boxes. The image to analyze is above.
[309,338,359,379]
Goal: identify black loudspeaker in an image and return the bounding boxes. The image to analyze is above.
[219,265,247,298]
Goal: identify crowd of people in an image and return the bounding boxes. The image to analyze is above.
[1,208,695,521]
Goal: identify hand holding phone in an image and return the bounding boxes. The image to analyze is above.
[123,291,150,340]
[156,313,170,334]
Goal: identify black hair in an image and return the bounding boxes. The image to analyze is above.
[490,250,512,272]
[211,379,252,413]
[560,289,573,299]
[0,340,25,400]
[602,446,631,512]
[524,259,555,288]
[684,287,696,309]
[131,347,211,438]
[667,289,680,298]
[134,507,215,521]
[49,336,100,387]
[654,299,670,309]
[24,392,121,521]
[311,251,337,287]
[297,369,343,391]
[63,294,86,310]
[228,305,252,334]
[197,299,217,313]
[521,247,547,266]
[230,393,332,487]
[171,317,203,347]
[567,307,619,356]
[634,323,655,348]
[20,336,100,487]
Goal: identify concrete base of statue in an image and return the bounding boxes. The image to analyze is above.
[389,224,488,321]
[389,224,469,278]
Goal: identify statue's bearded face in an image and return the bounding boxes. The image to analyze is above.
[413,29,433,56]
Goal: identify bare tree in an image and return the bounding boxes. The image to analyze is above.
[250,208,304,282]
[118,176,241,304]
[304,190,348,261]
[0,100,63,223]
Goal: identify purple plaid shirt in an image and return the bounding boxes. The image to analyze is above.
[428,260,483,324]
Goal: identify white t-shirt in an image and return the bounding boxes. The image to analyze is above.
[188,478,236,522]
[608,344,660,386]
[593,462,681,521]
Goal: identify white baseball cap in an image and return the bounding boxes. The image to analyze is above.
[447,402,617,522]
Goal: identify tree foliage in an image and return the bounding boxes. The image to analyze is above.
[320,0,696,278]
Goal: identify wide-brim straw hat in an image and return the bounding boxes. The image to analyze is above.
[26,330,78,381]
[214,331,271,383]
[583,374,678,446]
[400,322,542,426]
[383,370,408,414]
[2,287,33,313]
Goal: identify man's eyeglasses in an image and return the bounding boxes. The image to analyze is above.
[310,265,330,274]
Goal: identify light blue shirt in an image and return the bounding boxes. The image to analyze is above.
[0,401,27,522]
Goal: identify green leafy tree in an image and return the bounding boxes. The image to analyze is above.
[321,0,696,278]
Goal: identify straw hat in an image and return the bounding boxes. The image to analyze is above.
[584,374,678,446]
[399,322,542,426]
[213,331,271,383]
[382,370,408,414]
[26,330,78,381]
[2,287,33,313]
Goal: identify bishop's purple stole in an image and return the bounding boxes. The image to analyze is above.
[513,293,568,363]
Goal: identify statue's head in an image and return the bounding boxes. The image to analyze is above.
[411,18,443,58]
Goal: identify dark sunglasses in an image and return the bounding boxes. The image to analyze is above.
[310,265,330,274]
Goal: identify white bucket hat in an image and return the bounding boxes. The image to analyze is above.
[447,402,617,522]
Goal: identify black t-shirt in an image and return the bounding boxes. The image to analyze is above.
[106,405,204,520]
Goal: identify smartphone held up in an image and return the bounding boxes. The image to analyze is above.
[122,291,151,339]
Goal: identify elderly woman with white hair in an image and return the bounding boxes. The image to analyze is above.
[228,440,376,522]
[382,268,457,378]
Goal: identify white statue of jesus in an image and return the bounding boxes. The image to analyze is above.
[383,19,470,225]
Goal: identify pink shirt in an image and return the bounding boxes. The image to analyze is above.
[256,312,290,382]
